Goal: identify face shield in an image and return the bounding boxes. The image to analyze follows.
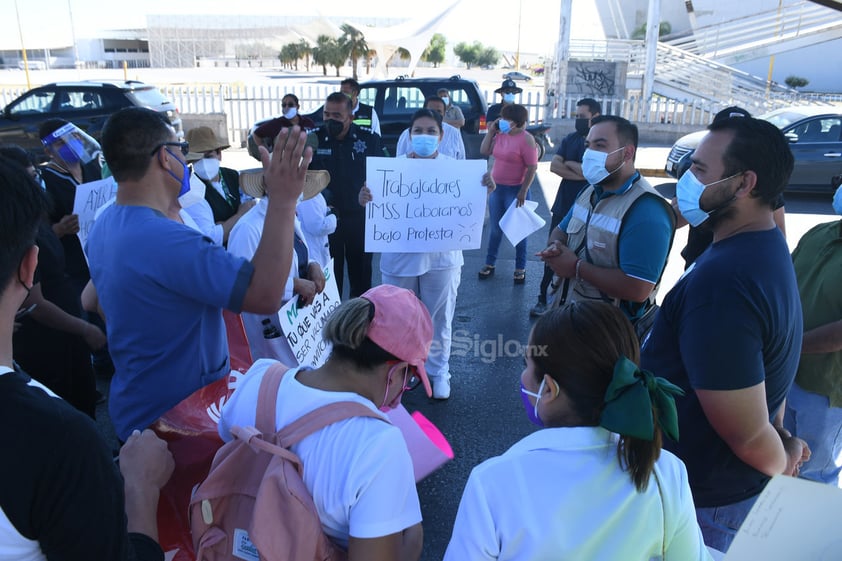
[41,123,101,168]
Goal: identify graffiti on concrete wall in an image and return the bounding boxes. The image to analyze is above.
[567,62,620,96]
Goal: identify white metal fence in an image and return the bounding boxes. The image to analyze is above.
[3,83,839,148]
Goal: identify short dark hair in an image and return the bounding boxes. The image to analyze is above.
[0,157,48,290]
[424,96,445,109]
[409,108,443,133]
[0,144,35,168]
[590,115,639,149]
[101,107,174,183]
[340,78,360,95]
[577,98,602,115]
[38,118,70,142]
[325,92,353,112]
[282,93,300,107]
[501,104,529,128]
[707,117,794,205]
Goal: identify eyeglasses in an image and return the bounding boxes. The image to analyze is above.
[150,141,189,157]
[382,362,422,409]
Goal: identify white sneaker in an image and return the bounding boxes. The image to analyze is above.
[432,377,451,400]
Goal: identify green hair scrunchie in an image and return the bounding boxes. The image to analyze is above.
[599,356,684,442]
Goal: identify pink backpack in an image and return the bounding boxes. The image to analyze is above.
[189,363,385,561]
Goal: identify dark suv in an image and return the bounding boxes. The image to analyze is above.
[248,75,488,159]
[0,80,182,160]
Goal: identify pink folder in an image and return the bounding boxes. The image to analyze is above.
[386,404,454,482]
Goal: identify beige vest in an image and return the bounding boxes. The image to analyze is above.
[555,176,674,310]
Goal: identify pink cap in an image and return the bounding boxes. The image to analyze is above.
[361,285,433,397]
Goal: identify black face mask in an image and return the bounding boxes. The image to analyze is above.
[326,119,344,138]
[575,118,590,136]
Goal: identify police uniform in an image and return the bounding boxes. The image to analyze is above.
[308,123,387,298]
[352,102,380,136]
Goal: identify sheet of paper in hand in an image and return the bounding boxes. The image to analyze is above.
[364,156,488,253]
[72,176,117,248]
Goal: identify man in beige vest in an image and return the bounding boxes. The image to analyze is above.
[538,115,675,331]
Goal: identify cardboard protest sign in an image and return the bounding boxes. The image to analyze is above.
[364,157,487,253]
[72,176,117,247]
[277,260,341,368]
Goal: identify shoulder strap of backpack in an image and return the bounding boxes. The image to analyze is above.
[255,362,294,435]
[278,402,386,449]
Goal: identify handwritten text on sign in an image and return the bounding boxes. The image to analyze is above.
[279,259,341,368]
[72,177,117,248]
[364,157,487,253]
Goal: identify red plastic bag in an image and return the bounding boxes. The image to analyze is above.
[151,310,253,561]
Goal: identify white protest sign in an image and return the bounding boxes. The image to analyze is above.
[278,259,341,368]
[72,176,117,247]
[364,157,487,253]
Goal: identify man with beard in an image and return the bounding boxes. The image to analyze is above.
[308,92,386,298]
[640,116,809,553]
[538,115,674,330]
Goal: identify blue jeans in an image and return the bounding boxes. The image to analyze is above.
[485,184,528,270]
[695,494,758,553]
[784,382,842,486]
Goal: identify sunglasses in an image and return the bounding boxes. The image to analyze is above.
[150,141,190,157]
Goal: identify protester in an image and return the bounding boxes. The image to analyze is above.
[252,93,318,154]
[444,302,711,560]
[360,108,494,400]
[219,284,431,561]
[0,155,175,560]
[478,103,539,284]
[1,145,104,417]
[85,107,310,441]
[297,190,336,269]
[395,96,465,159]
[486,79,522,124]
[641,116,807,551]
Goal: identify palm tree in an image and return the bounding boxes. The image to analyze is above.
[297,39,312,72]
[339,24,368,81]
[313,35,334,76]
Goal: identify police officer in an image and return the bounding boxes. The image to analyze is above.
[308,92,387,298]
[340,78,381,136]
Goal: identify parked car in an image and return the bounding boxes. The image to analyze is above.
[665,105,842,192]
[0,80,182,161]
[502,71,532,82]
[248,75,489,160]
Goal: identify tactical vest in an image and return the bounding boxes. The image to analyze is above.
[352,102,375,132]
[558,176,674,313]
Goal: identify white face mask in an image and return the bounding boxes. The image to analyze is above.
[193,157,221,181]
[440,96,450,105]
[581,146,625,185]
[179,172,207,208]
[283,107,298,120]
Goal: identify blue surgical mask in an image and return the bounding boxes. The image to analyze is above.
[833,184,842,215]
[410,134,439,157]
[503,93,516,104]
[676,170,743,227]
[520,379,546,427]
[581,146,625,185]
[498,119,512,134]
[165,149,192,197]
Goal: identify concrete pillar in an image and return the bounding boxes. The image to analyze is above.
[552,0,573,119]
[642,0,660,102]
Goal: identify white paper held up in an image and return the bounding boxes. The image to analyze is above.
[499,199,545,247]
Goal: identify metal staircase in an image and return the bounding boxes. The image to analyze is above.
[567,0,841,109]
[663,0,842,66]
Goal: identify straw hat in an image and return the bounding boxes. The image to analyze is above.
[185,127,230,161]
[239,168,330,200]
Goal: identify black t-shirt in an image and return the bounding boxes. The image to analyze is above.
[551,131,588,217]
[0,369,163,560]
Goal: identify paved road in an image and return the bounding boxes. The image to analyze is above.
[95,153,835,561]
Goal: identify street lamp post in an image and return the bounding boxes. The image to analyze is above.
[13,0,32,90]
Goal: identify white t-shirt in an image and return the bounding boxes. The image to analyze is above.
[444,426,711,561]
[218,359,422,547]
[227,200,309,365]
[379,154,464,277]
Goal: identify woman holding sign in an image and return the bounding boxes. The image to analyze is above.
[360,109,493,400]
[444,302,711,560]
[478,104,539,284]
